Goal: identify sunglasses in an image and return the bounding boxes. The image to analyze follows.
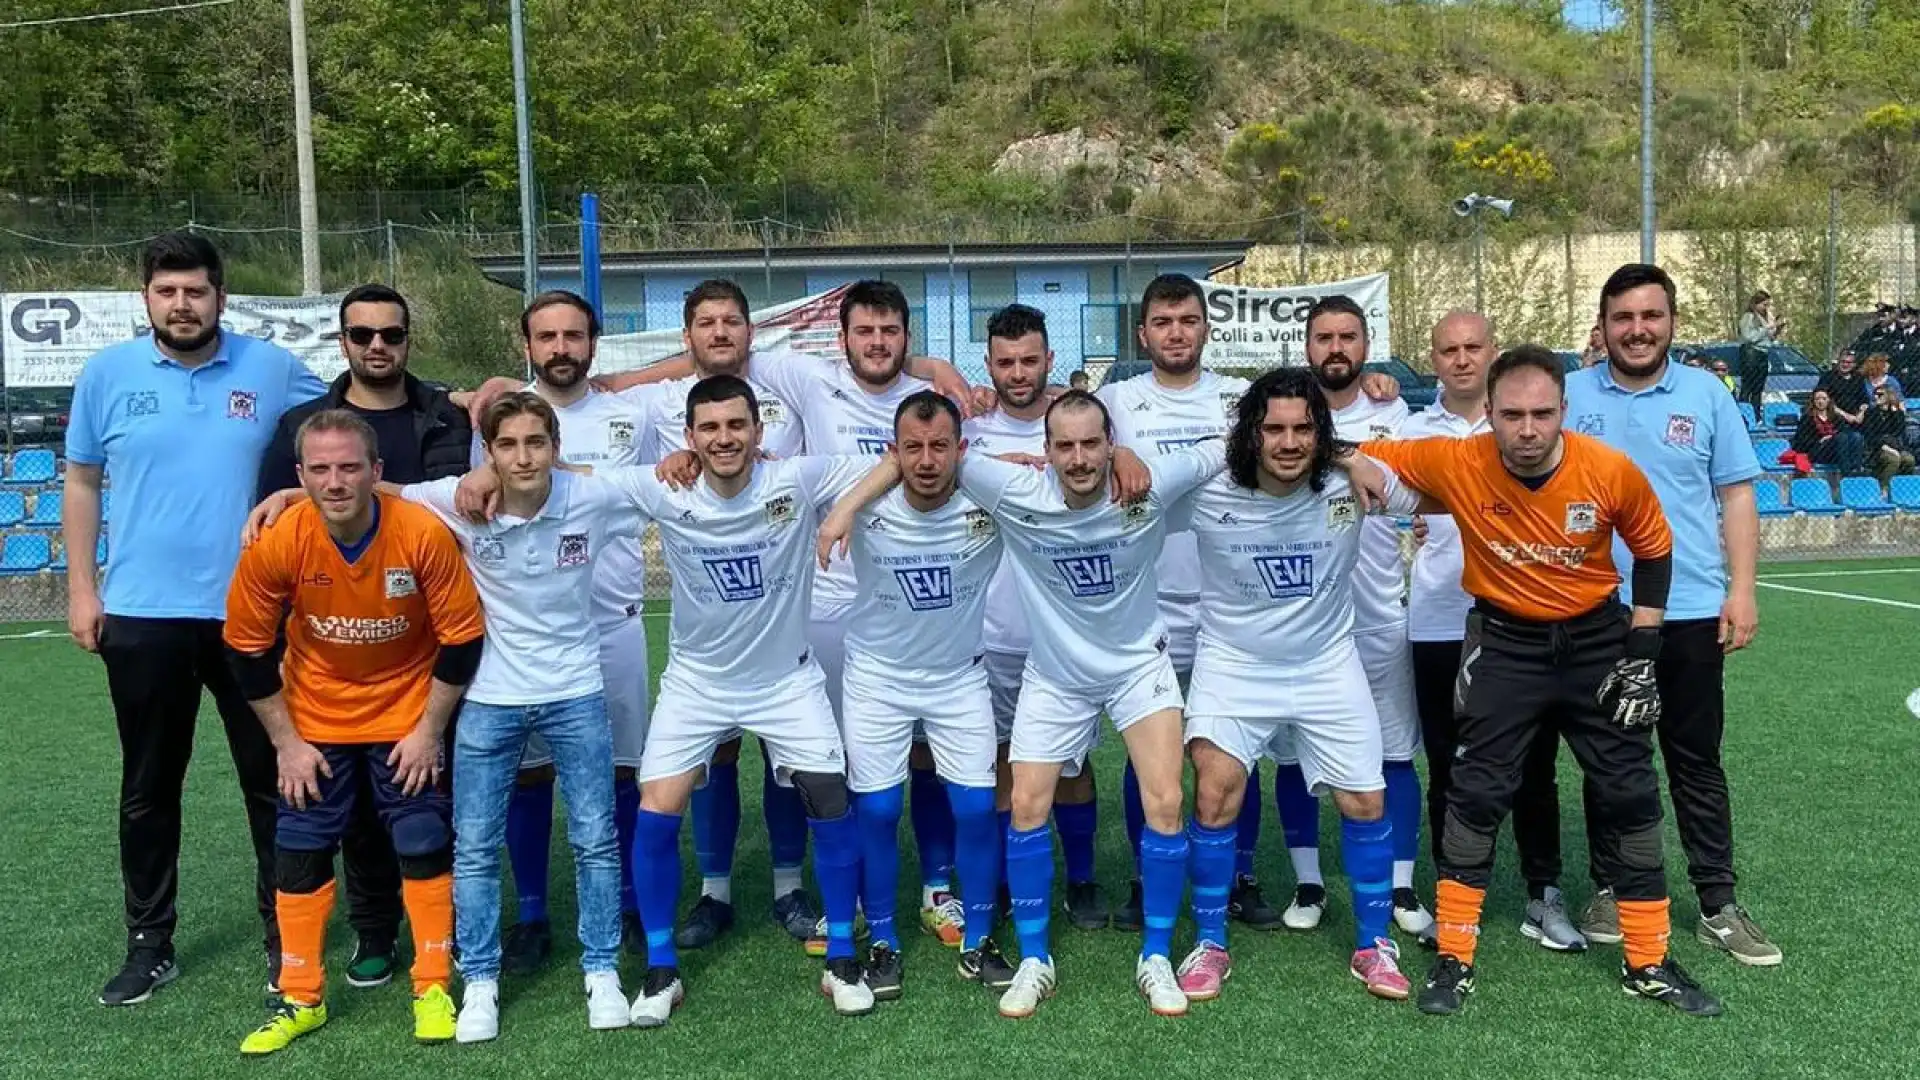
[345,325,408,346]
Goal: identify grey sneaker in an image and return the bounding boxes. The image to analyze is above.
[1521,887,1589,952]
[1696,904,1782,967]
[1579,888,1623,946]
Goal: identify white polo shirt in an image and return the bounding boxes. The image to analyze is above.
[963,409,1047,657]
[1330,393,1413,634]
[627,354,808,464]
[1395,400,1489,643]
[844,486,1003,687]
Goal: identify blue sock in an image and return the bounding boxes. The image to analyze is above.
[1005,824,1054,963]
[853,786,905,950]
[506,778,554,924]
[1383,759,1423,869]
[1187,820,1235,949]
[996,808,1012,902]
[691,761,740,885]
[1054,800,1097,886]
[909,765,955,889]
[947,783,1000,950]
[1234,765,1262,880]
[1122,761,1145,876]
[615,777,641,916]
[763,757,809,874]
[809,811,861,961]
[1273,761,1320,853]
[633,809,683,969]
[1138,826,1189,961]
[1342,815,1395,951]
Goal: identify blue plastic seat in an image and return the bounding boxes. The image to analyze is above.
[4,449,55,485]
[26,494,59,527]
[1892,475,1920,511]
[1736,402,1760,431]
[1789,477,1843,516]
[0,491,23,527]
[1763,403,1799,430]
[1840,476,1895,517]
[1754,438,1793,473]
[0,533,51,575]
[1754,481,1794,518]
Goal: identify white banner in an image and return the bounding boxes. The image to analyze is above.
[595,284,852,374]
[1198,271,1391,370]
[2,291,348,387]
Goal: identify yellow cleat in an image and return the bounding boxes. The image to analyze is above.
[413,985,457,1044]
[239,999,328,1055]
[920,893,966,949]
[805,910,871,958]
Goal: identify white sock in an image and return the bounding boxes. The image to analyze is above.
[1392,861,1416,891]
[771,866,804,898]
[1289,847,1324,888]
[701,876,732,904]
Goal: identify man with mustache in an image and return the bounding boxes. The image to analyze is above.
[65,231,329,1006]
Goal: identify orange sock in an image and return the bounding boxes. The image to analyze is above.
[1617,897,1672,970]
[1435,879,1486,966]
[401,874,454,995]
[276,881,337,1007]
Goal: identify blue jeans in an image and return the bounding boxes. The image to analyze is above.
[454,693,620,980]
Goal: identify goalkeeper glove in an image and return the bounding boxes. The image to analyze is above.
[1598,627,1663,730]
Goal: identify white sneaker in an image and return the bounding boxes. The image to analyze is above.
[1135,954,1188,1017]
[455,980,499,1044]
[584,971,629,1031]
[1392,887,1436,937]
[820,957,875,1016]
[629,968,684,1028]
[997,956,1057,1019]
[1282,884,1326,931]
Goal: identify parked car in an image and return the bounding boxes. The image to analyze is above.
[3,387,72,447]
[1682,341,1821,406]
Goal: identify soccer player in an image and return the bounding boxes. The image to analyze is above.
[1563,264,1777,965]
[1177,367,1419,1003]
[66,231,328,1005]
[224,410,483,1052]
[1359,345,1724,1017]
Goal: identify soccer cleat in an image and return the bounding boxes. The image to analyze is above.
[1175,943,1232,1001]
[997,956,1057,1019]
[629,966,685,1028]
[1391,888,1436,939]
[1696,904,1782,967]
[266,947,283,1000]
[501,919,553,976]
[1230,875,1284,931]
[864,942,904,1002]
[585,971,631,1031]
[958,937,1018,990]
[413,984,457,1043]
[1282,883,1327,931]
[1350,937,1412,1001]
[622,912,647,958]
[1112,880,1145,933]
[1135,954,1189,1017]
[239,998,328,1054]
[456,980,499,1044]
[1522,887,1589,952]
[921,891,966,948]
[805,906,869,958]
[99,945,178,1007]
[821,956,876,1016]
[345,934,397,989]
[1622,956,1724,1017]
[1416,955,1475,1016]
[674,895,736,950]
[1580,888,1624,945]
[1065,881,1110,930]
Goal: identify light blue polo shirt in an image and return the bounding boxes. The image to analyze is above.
[1565,361,1761,621]
[66,333,328,619]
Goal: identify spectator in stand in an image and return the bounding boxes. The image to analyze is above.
[1849,304,1897,359]
[1737,291,1783,413]
[1864,384,1916,485]
[1709,359,1736,394]
[1068,369,1090,391]
[1861,352,1904,405]
[1816,351,1869,425]
[1580,325,1607,368]
[1890,307,1920,387]
[1789,389,1866,476]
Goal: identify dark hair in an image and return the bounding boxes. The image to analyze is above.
[1227,368,1340,493]
[1599,263,1679,320]
[339,283,410,329]
[1485,344,1567,400]
[1137,273,1206,324]
[1748,290,1771,309]
[840,279,911,333]
[683,279,751,328]
[1043,388,1113,442]
[685,373,760,426]
[986,304,1048,348]
[893,389,962,438]
[295,408,381,466]
[480,391,559,444]
[521,290,601,340]
[141,231,224,290]
[1304,294,1369,340]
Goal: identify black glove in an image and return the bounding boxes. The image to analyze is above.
[1598,627,1663,729]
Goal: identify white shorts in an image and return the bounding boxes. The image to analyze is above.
[640,662,844,786]
[522,616,650,770]
[984,650,1026,743]
[1356,623,1420,762]
[1157,594,1198,677]
[1010,653,1183,779]
[1188,640,1384,797]
[841,656,997,792]
[806,613,848,721]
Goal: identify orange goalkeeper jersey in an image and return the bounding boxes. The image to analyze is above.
[224,493,484,744]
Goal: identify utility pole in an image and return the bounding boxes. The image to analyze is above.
[289,0,322,293]
[509,0,539,304]
[1640,0,1656,263]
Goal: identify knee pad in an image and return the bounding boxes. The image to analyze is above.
[275,848,336,894]
[390,808,452,860]
[1615,821,1665,874]
[944,783,995,822]
[397,848,454,880]
[853,784,905,824]
[1438,807,1496,870]
[789,771,850,820]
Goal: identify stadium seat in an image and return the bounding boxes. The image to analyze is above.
[25,494,59,527]
[1788,477,1843,516]
[1755,438,1792,473]
[1763,403,1799,430]
[0,533,51,576]
[1736,402,1761,432]
[1840,476,1895,517]
[0,491,22,528]
[5,448,56,485]
[1754,481,1794,518]
[1892,475,1920,511]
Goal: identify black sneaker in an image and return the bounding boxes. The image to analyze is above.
[266,941,283,999]
[344,934,396,988]
[1064,881,1109,930]
[864,942,904,1002]
[1112,879,1145,933]
[1622,956,1724,1017]
[501,919,553,976]
[957,937,1017,990]
[99,945,178,1006]
[771,889,820,943]
[1230,875,1284,930]
[675,895,736,950]
[1416,955,1476,1015]
[622,911,647,957]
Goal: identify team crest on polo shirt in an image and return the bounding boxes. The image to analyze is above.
[1121,501,1150,530]
[759,397,788,425]
[965,509,996,539]
[1564,501,1599,535]
[764,494,796,528]
[1369,423,1396,440]
[557,533,590,567]
[1327,495,1359,529]
[1664,413,1697,449]
[607,420,635,450]
[1220,392,1240,421]
[1575,414,1606,436]
[472,536,506,564]
[128,391,160,417]
[227,390,258,421]
[384,568,417,599]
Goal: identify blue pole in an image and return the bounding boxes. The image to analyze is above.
[581,191,603,319]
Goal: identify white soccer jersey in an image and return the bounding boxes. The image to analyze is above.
[598,455,870,687]
[1098,371,1250,603]
[963,410,1047,656]
[844,486,1002,685]
[1330,394,1413,633]
[1396,402,1488,643]
[626,358,808,464]
[956,441,1225,689]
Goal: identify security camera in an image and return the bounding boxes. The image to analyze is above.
[1485,197,1515,219]
[1453,193,1517,219]
[1453,195,1478,217]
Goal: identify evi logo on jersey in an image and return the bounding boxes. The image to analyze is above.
[1054,554,1115,597]
[1255,553,1315,599]
[895,566,954,611]
[704,555,766,602]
